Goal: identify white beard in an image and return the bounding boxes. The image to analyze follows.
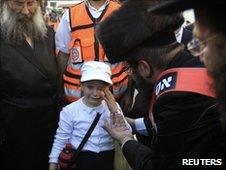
[0,3,47,43]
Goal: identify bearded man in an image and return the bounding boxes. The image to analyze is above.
[148,0,226,127]
[0,0,60,169]
[97,1,225,169]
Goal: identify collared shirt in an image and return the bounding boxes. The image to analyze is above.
[49,97,130,163]
[55,0,109,54]
[175,26,183,43]
[134,115,157,135]
[134,118,149,135]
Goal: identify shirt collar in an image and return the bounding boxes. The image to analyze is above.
[175,27,183,43]
[80,97,105,114]
[85,0,109,12]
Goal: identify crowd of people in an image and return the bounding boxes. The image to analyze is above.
[0,0,225,170]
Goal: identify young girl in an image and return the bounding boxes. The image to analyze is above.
[49,61,131,170]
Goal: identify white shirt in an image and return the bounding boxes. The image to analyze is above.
[49,97,130,163]
[134,118,149,135]
[175,27,183,43]
[134,114,157,135]
[55,0,109,54]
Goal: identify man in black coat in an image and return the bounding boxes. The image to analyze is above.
[0,0,60,169]
[148,0,226,123]
[96,0,225,169]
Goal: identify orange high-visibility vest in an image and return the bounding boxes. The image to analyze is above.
[148,67,215,127]
[64,1,128,103]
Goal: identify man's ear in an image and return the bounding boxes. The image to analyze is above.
[137,60,151,78]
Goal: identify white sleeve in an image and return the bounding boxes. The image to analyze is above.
[134,118,149,136]
[49,107,74,163]
[55,10,71,54]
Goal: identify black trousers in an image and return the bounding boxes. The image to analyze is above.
[76,149,115,170]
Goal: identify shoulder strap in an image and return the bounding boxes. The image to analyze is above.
[76,112,101,154]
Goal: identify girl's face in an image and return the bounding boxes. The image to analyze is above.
[81,80,109,107]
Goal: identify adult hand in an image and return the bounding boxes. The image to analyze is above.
[103,113,134,145]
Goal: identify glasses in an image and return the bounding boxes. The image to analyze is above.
[187,35,217,57]
[9,0,37,11]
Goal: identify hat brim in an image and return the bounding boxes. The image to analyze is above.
[147,0,221,14]
[81,75,112,85]
[96,0,184,64]
[148,0,203,14]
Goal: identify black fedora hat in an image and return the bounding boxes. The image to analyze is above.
[148,0,226,14]
[96,0,184,63]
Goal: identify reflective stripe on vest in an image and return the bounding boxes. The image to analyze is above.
[64,1,128,102]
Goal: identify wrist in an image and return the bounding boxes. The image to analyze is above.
[120,135,134,146]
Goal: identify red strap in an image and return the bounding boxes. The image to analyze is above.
[155,68,215,99]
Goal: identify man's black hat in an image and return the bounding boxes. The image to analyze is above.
[148,0,226,14]
[96,0,184,64]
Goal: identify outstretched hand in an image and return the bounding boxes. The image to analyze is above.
[102,113,134,145]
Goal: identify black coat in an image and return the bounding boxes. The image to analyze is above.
[0,27,60,170]
[122,51,225,170]
[181,27,193,47]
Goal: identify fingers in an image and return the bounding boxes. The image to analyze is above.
[110,112,116,125]
[104,114,127,132]
[104,88,115,101]
[99,91,105,99]
[102,119,114,137]
[114,114,128,131]
[102,115,133,144]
